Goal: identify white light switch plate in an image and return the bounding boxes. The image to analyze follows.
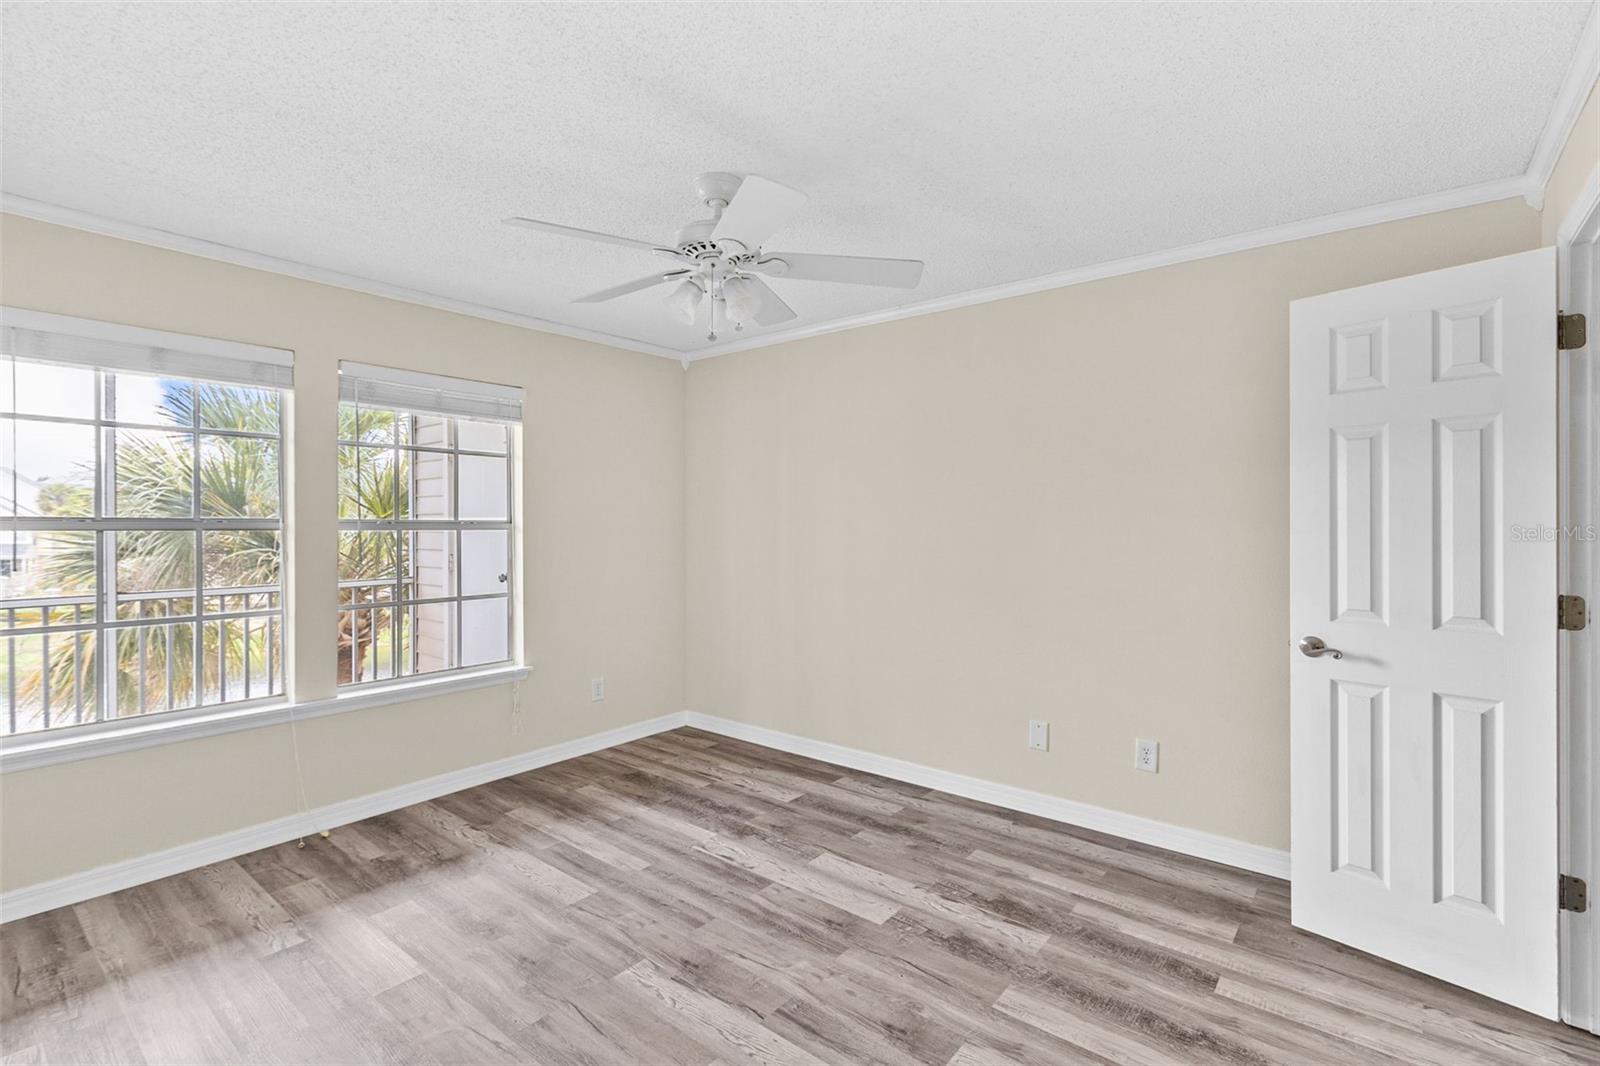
[1135,738,1159,773]
[1028,720,1049,751]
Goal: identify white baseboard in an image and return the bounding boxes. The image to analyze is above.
[3,707,1289,923]
[0,711,687,923]
[682,711,1290,880]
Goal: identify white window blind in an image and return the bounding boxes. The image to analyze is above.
[339,362,522,423]
[2,308,293,390]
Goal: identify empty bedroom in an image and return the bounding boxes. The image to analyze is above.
[2,2,1600,1063]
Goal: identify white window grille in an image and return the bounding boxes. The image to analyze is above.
[1,310,293,736]
[336,362,520,687]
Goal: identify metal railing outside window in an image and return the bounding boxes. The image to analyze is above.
[336,363,519,687]
[2,316,292,737]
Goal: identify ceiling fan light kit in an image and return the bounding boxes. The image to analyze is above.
[664,278,705,324]
[506,172,925,342]
[720,275,762,325]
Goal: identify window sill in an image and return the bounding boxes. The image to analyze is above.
[0,665,531,774]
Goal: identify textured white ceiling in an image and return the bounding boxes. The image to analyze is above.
[2,2,1593,356]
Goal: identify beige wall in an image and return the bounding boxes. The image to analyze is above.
[0,214,685,892]
[685,198,1542,851]
[1542,82,1598,244]
[5,115,1594,891]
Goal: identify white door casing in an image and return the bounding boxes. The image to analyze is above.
[1289,247,1558,1017]
[1558,170,1600,1034]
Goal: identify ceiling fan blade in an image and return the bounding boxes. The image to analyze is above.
[711,175,807,253]
[572,270,688,304]
[744,276,798,326]
[755,252,923,289]
[504,216,663,253]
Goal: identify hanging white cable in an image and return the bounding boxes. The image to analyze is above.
[287,698,321,848]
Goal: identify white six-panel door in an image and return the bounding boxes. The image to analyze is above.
[1289,247,1558,1017]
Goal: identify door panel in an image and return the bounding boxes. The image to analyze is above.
[1290,247,1557,1017]
[1434,692,1500,913]
[1435,414,1500,632]
[1332,423,1388,624]
[1332,679,1388,881]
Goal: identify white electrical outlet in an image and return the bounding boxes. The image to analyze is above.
[1135,739,1159,773]
[590,677,605,702]
[1028,720,1049,751]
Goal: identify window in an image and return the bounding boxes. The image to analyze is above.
[1,313,293,736]
[336,362,519,687]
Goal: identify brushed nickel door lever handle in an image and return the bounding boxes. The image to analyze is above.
[1298,636,1343,660]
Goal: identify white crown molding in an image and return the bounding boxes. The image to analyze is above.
[1523,0,1600,211]
[682,711,1290,879]
[0,709,686,923]
[0,194,686,362]
[5,85,1583,374]
[685,176,1531,361]
[690,13,1597,364]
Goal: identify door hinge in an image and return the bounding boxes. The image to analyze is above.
[1561,874,1588,913]
[1560,594,1588,631]
[1559,313,1587,351]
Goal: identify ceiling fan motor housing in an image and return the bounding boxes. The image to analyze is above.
[694,171,744,210]
[673,226,720,256]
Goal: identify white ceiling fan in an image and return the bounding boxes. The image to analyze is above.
[505,172,924,341]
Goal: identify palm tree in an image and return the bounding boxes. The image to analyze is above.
[336,404,410,683]
[15,383,285,720]
[13,391,418,723]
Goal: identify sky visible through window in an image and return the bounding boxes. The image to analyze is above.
[3,358,287,735]
[2,363,169,514]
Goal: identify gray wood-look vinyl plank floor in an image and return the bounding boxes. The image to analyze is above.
[2,727,1596,1065]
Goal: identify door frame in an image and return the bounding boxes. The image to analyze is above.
[1558,161,1600,1034]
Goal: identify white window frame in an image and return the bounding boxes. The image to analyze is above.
[0,311,529,771]
[336,362,520,688]
[3,309,294,740]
